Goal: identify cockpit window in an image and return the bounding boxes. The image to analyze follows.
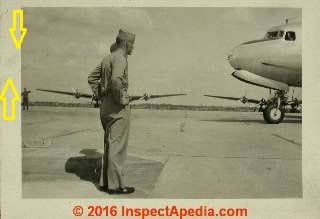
[242,29,294,45]
[265,31,284,39]
[285,31,296,41]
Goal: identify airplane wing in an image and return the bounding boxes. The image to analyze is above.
[37,89,92,99]
[204,94,261,104]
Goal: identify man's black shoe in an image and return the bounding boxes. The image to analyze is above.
[98,186,109,192]
[108,187,135,195]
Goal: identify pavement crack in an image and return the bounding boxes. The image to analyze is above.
[23,118,62,126]
[272,134,301,146]
[44,129,93,140]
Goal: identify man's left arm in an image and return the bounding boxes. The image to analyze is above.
[111,56,129,105]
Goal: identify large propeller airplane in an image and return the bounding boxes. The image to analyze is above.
[36,88,187,108]
[205,18,302,124]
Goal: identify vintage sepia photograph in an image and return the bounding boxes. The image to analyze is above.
[21,7,302,198]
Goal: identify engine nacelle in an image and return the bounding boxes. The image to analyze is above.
[232,70,289,91]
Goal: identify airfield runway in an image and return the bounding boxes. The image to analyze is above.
[22,106,302,198]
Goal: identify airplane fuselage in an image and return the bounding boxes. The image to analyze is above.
[228,22,302,89]
[206,20,302,124]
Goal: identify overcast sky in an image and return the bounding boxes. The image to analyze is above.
[22,7,301,106]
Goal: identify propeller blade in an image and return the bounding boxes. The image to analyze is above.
[204,94,261,104]
[130,93,187,102]
[149,93,187,99]
[245,98,262,104]
[36,89,92,99]
[204,94,240,101]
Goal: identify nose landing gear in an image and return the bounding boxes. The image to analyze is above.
[263,104,285,124]
[261,90,286,124]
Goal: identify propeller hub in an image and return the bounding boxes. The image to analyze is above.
[240,96,248,104]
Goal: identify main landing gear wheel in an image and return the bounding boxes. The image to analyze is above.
[263,104,285,124]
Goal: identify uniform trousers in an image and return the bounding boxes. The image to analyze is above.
[99,96,130,190]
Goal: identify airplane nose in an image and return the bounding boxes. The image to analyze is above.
[228,49,238,69]
[227,53,233,62]
[228,45,244,70]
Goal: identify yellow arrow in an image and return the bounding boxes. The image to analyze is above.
[8,9,28,49]
[0,78,20,121]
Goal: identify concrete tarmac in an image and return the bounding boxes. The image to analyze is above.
[22,106,302,198]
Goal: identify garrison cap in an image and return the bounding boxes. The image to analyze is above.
[117,29,135,43]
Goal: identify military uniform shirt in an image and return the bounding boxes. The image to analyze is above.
[88,49,128,105]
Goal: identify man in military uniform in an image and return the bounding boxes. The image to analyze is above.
[21,88,31,110]
[88,29,135,194]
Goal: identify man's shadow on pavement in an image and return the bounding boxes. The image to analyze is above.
[65,149,102,184]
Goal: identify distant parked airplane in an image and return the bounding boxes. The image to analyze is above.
[36,88,186,108]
